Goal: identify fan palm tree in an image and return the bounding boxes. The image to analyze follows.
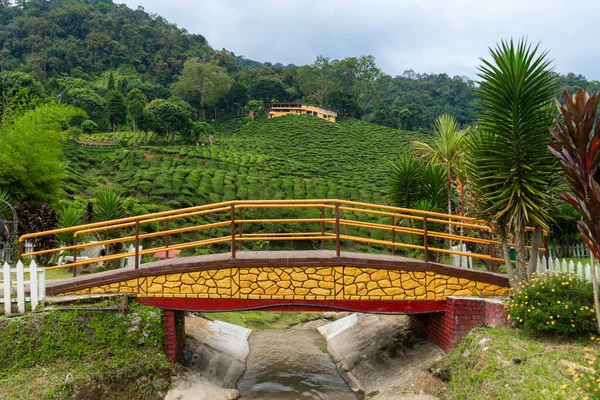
[412,114,469,237]
[465,39,558,286]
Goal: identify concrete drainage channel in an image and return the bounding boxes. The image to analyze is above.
[166,314,445,400]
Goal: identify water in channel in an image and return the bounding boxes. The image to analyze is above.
[237,320,357,400]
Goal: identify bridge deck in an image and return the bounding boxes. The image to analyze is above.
[45,250,508,296]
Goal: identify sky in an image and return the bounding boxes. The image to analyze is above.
[120,0,600,80]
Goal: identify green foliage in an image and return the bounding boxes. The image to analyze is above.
[56,205,85,245]
[81,119,98,135]
[0,71,45,123]
[507,272,597,334]
[172,59,232,119]
[95,188,125,223]
[436,327,599,399]
[126,88,147,132]
[0,104,85,205]
[249,76,287,107]
[0,303,170,399]
[466,39,559,285]
[469,39,558,230]
[389,155,447,211]
[63,87,106,121]
[145,98,192,141]
[106,90,127,131]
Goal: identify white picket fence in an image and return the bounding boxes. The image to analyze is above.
[549,243,590,258]
[536,256,599,282]
[1,260,46,316]
[450,243,473,269]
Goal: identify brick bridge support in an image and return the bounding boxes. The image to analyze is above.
[162,310,186,363]
[409,296,508,353]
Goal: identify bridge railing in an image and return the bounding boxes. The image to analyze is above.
[17,199,548,276]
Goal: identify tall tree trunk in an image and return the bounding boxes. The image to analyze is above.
[514,223,527,283]
[499,225,517,288]
[527,227,542,278]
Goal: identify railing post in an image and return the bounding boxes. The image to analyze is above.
[231,204,236,259]
[72,236,77,278]
[134,220,140,270]
[391,216,396,256]
[18,240,23,262]
[335,202,340,257]
[544,232,549,269]
[423,215,429,263]
[165,219,170,259]
[238,208,243,251]
[321,206,325,250]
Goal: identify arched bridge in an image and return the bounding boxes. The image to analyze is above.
[18,199,546,313]
[20,199,548,359]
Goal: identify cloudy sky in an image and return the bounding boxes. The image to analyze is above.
[120,0,600,80]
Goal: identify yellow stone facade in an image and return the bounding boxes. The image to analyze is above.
[62,266,510,300]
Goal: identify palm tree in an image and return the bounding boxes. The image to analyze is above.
[95,188,126,269]
[465,39,558,286]
[412,114,468,237]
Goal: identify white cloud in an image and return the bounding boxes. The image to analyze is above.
[120,0,600,79]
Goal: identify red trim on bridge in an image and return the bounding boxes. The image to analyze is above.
[135,297,446,314]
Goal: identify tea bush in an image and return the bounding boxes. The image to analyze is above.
[507,272,597,334]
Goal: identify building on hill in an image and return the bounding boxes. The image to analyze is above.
[269,103,337,122]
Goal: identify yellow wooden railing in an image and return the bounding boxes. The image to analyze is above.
[18,199,548,276]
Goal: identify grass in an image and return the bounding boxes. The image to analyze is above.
[434,327,600,399]
[197,311,324,330]
[0,302,171,399]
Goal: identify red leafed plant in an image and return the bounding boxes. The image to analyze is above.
[549,88,600,332]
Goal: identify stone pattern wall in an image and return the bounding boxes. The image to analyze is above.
[409,296,508,353]
[61,266,510,301]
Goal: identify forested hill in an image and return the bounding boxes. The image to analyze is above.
[2,0,600,133]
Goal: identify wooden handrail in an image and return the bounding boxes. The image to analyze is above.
[18,199,548,271]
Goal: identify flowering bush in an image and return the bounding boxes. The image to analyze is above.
[507,272,597,334]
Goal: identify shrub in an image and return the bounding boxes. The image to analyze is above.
[507,272,597,334]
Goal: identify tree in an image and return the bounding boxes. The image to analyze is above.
[126,88,147,132]
[465,39,558,287]
[105,90,127,132]
[56,204,84,246]
[412,114,468,238]
[0,104,85,206]
[94,188,126,269]
[227,81,248,115]
[297,56,334,106]
[107,71,115,91]
[15,203,58,265]
[172,59,232,120]
[81,119,98,138]
[0,71,45,125]
[249,77,286,110]
[145,98,191,141]
[63,87,106,121]
[549,88,600,332]
[389,155,447,211]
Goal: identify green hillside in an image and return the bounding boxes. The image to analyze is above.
[68,116,426,208]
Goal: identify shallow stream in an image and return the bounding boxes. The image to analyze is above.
[237,320,357,400]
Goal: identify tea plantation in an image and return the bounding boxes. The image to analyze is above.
[66,115,428,254]
[69,115,427,207]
